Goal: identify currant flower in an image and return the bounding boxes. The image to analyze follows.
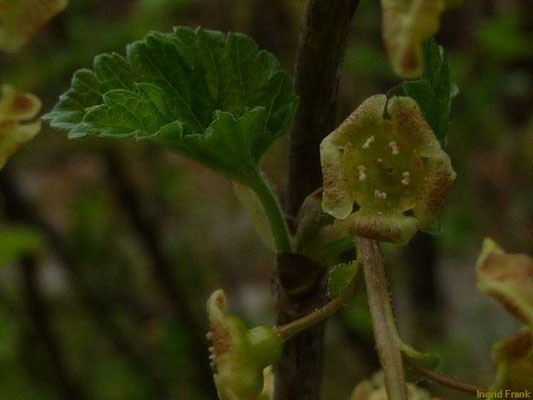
[0,85,41,169]
[475,238,533,391]
[349,372,437,400]
[476,238,533,327]
[381,0,447,78]
[207,289,282,400]
[320,94,455,245]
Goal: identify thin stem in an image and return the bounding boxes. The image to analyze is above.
[356,237,408,400]
[253,174,293,253]
[277,278,357,341]
[406,357,487,396]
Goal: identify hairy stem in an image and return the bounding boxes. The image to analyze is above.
[277,278,357,341]
[355,237,407,400]
[253,173,293,253]
[406,357,487,396]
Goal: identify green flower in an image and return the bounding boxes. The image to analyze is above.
[207,290,282,400]
[475,238,533,392]
[320,94,455,245]
[381,0,447,78]
[0,0,68,51]
[0,85,41,169]
[349,372,436,400]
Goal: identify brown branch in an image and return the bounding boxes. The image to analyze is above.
[21,256,89,400]
[287,0,360,215]
[104,150,216,397]
[0,168,171,398]
[406,357,487,396]
[275,1,359,399]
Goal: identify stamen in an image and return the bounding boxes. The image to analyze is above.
[374,189,387,200]
[362,135,375,149]
[401,171,410,185]
[357,165,366,181]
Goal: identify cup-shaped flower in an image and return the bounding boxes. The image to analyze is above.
[476,238,533,327]
[207,289,282,400]
[320,94,455,245]
[475,238,533,391]
[350,372,436,399]
[0,0,68,51]
[0,85,41,169]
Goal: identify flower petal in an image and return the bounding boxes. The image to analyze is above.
[476,238,533,326]
[0,85,42,169]
[321,95,387,219]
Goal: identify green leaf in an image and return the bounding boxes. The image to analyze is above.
[0,226,44,266]
[328,260,359,300]
[44,27,298,187]
[388,39,455,141]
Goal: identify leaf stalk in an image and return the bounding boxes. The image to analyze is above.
[253,174,293,253]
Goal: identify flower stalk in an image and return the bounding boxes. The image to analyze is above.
[355,236,408,400]
[276,277,357,341]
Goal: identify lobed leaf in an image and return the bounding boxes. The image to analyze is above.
[44,27,298,187]
[0,85,41,169]
[0,0,68,51]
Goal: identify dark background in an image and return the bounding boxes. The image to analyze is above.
[0,0,531,399]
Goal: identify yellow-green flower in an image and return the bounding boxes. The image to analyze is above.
[0,0,68,51]
[207,289,282,400]
[381,0,447,78]
[475,238,533,392]
[320,94,455,245]
[0,85,41,169]
[349,372,436,399]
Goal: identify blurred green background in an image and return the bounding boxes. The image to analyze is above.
[0,0,531,399]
